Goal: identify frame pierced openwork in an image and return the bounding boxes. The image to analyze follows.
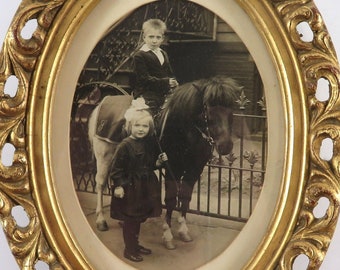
[0,0,339,269]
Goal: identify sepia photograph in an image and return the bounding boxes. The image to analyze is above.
[70,1,266,268]
[1,0,340,269]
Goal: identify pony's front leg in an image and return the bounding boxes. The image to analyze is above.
[177,216,192,242]
[177,180,195,242]
[162,179,178,250]
[162,222,175,250]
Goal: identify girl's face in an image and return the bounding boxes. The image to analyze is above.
[130,117,151,139]
[143,28,164,50]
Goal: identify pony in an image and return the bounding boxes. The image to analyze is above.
[87,76,241,249]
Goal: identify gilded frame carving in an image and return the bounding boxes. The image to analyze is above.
[0,0,339,269]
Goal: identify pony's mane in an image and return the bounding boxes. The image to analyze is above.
[164,76,241,119]
[203,76,242,107]
[164,80,204,118]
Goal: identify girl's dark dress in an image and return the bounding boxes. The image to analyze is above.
[110,136,162,222]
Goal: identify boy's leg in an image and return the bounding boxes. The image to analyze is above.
[144,97,164,116]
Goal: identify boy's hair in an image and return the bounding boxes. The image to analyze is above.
[142,19,167,34]
[124,108,155,136]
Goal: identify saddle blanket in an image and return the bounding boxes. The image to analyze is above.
[95,95,133,142]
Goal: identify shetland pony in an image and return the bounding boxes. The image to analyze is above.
[88,76,241,249]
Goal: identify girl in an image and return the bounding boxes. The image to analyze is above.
[110,107,167,262]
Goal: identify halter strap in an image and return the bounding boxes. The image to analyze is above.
[195,126,215,146]
[157,103,215,148]
[195,104,215,146]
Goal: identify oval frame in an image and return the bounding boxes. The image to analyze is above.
[0,0,340,269]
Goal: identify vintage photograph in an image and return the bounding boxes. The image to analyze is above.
[2,0,340,269]
[69,1,267,268]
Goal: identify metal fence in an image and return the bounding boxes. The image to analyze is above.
[70,1,266,223]
[70,86,267,223]
[184,110,267,222]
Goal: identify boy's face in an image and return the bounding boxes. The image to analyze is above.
[143,28,164,50]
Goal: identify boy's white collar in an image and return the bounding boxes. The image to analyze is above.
[140,44,162,52]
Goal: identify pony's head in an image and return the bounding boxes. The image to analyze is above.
[165,76,241,156]
[202,76,241,155]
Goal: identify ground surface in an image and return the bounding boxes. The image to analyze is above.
[77,192,245,270]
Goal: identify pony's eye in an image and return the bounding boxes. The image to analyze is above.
[209,119,217,126]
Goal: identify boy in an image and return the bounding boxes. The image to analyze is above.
[132,19,178,115]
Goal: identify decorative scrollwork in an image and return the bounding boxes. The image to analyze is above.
[273,1,340,269]
[0,0,66,269]
[0,0,339,269]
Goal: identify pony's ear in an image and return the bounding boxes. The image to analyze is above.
[192,82,206,98]
[192,83,201,91]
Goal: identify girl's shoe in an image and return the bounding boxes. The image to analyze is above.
[124,249,143,262]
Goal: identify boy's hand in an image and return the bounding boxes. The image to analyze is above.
[114,186,124,198]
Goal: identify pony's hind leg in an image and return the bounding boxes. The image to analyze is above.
[95,165,110,231]
[93,138,117,231]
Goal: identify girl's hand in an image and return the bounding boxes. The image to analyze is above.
[156,152,168,167]
[114,186,124,198]
[158,152,168,163]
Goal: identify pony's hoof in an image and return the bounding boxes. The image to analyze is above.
[179,232,193,242]
[96,221,109,231]
[163,239,176,250]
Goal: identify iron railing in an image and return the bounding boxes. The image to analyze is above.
[70,87,267,222]
[70,0,266,222]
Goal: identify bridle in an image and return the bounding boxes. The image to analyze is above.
[158,103,215,151]
[195,103,215,153]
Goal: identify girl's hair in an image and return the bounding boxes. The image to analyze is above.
[142,19,167,34]
[124,108,155,136]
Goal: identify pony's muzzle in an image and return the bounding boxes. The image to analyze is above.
[216,141,233,155]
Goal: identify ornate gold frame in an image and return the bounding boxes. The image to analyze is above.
[1,0,339,269]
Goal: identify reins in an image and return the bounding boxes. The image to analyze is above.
[153,110,178,185]
[158,108,169,142]
[154,102,216,184]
